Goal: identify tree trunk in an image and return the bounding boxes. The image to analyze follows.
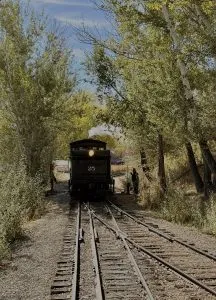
[158,133,167,194]
[199,140,216,173]
[140,150,152,181]
[199,140,216,191]
[185,142,204,193]
[161,5,194,105]
[162,5,205,193]
[203,155,212,200]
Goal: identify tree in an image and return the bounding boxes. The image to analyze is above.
[0,0,75,179]
[84,0,216,197]
[55,91,98,159]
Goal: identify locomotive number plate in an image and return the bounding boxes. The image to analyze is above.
[88,166,96,172]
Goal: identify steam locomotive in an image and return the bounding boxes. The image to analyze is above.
[68,139,114,196]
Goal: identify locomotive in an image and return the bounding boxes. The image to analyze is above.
[68,139,114,196]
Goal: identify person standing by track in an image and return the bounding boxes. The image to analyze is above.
[50,162,57,193]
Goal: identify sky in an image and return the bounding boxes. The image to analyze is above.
[28,0,113,90]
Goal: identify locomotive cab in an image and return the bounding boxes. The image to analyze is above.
[69,139,114,197]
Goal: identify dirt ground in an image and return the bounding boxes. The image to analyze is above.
[0,183,70,300]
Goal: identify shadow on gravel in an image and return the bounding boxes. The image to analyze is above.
[112,193,145,211]
[48,183,145,220]
[67,193,144,222]
[46,181,71,213]
[8,233,33,260]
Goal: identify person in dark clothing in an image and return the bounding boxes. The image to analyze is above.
[50,163,57,192]
[131,168,139,194]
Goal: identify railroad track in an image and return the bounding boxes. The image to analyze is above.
[50,202,78,300]
[51,199,216,299]
[91,201,216,299]
[108,200,216,261]
[90,204,153,300]
[51,201,152,299]
[79,202,153,299]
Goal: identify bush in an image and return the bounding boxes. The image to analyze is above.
[204,196,216,235]
[141,181,216,235]
[0,161,45,260]
[139,179,163,210]
[160,186,203,226]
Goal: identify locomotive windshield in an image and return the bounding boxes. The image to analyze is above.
[70,139,106,150]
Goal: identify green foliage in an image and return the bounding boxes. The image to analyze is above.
[0,0,83,259]
[0,0,75,179]
[55,91,98,158]
[0,162,45,259]
[89,0,216,147]
[87,44,117,89]
[85,0,216,231]
[91,134,118,150]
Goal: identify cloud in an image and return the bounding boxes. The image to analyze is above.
[33,0,94,7]
[56,16,109,28]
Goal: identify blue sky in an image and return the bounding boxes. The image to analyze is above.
[28,0,113,89]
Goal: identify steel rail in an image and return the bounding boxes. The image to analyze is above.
[89,208,216,297]
[108,201,216,261]
[105,205,154,300]
[88,203,104,300]
[71,201,81,300]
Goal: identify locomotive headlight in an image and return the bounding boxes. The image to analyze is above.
[89,150,95,157]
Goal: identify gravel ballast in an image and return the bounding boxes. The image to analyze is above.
[0,183,70,300]
[113,194,216,256]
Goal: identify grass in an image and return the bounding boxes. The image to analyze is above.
[133,150,216,236]
[111,164,127,176]
[139,181,216,235]
[204,196,216,235]
[160,186,203,225]
[0,161,45,260]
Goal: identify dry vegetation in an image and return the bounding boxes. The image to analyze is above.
[111,164,127,176]
[0,162,45,260]
[136,154,216,236]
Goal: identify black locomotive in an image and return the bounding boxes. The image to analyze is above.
[68,139,114,196]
